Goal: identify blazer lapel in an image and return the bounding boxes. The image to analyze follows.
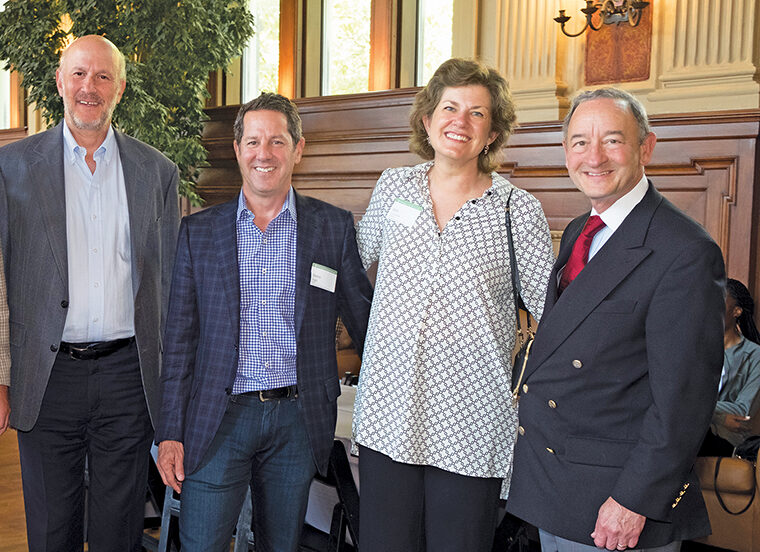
[294,192,323,338]
[115,130,151,299]
[211,200,241,334]
[32,124,68,288]
[542,216,585,317]
[526,184,663,375]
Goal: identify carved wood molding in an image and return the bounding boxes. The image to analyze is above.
[201,96,760,296]
[0,127,27,148]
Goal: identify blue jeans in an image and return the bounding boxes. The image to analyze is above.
[178,392,317,552]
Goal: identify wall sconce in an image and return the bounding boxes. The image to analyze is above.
[555,1,650,37]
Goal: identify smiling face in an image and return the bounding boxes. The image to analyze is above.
[563,97,656,213]
[423,85,497,172]
[56,36,126,139]
[233,109,305,206]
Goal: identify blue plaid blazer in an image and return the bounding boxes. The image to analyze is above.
[155,192,372,475]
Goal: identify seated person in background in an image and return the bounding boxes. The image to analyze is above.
[700,278,760,456]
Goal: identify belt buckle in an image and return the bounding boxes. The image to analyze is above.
[70,345,92,355]
[67,344,94,360]
[258,390,271,402]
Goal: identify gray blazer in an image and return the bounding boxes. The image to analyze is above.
[0,122,180,430]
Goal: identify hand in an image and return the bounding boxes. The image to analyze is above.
[723,414,751,432]
[157,440,185,493]
[0,385,9,435]
[591,496,646,550]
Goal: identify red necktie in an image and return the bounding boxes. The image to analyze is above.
[559,215,606,293]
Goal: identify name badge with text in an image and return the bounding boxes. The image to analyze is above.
[387,198,423,227]
[310,263,337,293]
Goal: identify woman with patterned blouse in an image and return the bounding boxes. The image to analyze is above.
[353,58,555,551]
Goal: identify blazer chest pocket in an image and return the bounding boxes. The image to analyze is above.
[566,435,637,468]
[594,299,638,314]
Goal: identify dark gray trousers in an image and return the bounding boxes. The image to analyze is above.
[17,340,152,552]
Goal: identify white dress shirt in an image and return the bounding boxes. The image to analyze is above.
[588,173,649,260]
[61,122,134,342]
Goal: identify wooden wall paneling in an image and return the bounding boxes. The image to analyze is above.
[202,89,423,214]
[201,91,760,299]
[0,127,27,148]
[506,111,760,295]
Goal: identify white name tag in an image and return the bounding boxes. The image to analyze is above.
[386,198,423,227]
[310,263,337,293]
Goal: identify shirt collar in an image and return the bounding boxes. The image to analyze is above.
[62,121,117,166]
[237,186,298,223]
[592,173,649,233]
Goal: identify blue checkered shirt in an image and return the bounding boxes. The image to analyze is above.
[232,188,298,393]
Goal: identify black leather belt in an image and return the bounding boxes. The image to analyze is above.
[59,337,135,360]
[242,384,298,402]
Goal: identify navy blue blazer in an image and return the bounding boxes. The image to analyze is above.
[507,183,725,547]
[155,192,372,475]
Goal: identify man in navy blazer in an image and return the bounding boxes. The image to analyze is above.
[506,88,725,552]
[0,36,179,550]
[156,93,372,551]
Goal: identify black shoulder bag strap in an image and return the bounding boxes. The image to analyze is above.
[506,189,534,404]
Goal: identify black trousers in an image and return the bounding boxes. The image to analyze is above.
[17,340,153,552]
[359,445,502,552]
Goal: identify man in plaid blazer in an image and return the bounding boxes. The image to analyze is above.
[155,93,372,551]
[0,247,8,434]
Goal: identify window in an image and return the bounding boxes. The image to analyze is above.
[416,0,454,86]
[322,0,371,95]
[242,0,280,102]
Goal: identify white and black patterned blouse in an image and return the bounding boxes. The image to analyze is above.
[352,162,554,496]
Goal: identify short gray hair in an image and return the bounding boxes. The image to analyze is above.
[563,88,651,144]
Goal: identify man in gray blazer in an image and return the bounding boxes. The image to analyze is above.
[0,35,179,551]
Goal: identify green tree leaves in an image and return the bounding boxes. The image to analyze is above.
[0,0,254,204]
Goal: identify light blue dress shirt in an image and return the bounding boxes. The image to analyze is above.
[233,188,298,393]
[61,122,134,342]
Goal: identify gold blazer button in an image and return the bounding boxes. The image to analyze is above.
[572,359,583,369]
[548,400,557,408]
